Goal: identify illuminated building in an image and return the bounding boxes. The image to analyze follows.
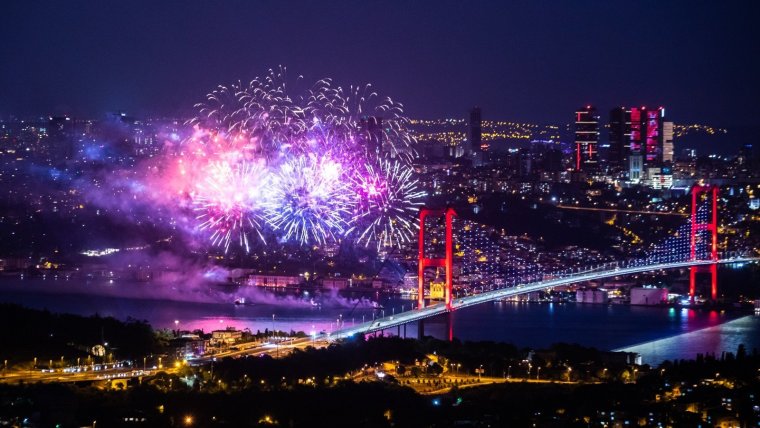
[625,106,671,184]
[646,165,674,189]
[630,287,668,305]
[643,108,661,164]
[662,120,674,163]
[749,198,759,210]
[629,153,643,183]
[574,106,599,172]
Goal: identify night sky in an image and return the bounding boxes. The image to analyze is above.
[2,1,759,128]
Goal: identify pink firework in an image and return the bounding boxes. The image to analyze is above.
[192,160,266,253]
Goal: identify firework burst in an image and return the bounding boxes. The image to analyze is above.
[352,158,426,249]
[182,68,423,250]
[192,160,266,253]
[262,154,355,245]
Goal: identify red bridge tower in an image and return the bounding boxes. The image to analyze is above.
[689,184,719,301]
[418,207,456,311]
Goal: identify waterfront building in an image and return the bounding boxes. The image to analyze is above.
[245,274,302,288]
[630,287,668,305]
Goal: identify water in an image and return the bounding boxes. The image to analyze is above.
[1,277,758,365]
[615,315,760,362]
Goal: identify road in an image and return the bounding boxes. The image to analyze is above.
[193,336,330,363]
[0,336,330,384]
[0,366,164,384]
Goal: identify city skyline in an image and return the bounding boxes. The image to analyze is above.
[1,3,759,426]
[2,1,759,129]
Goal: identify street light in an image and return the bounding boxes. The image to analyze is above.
[537,367,541,380]
[272,314,278,357]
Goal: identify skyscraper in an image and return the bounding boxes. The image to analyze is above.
[574,106,599,172]
[608,107,631,169]
[643,108,662,164]
[661,120,674,163]
[623,106,670,183]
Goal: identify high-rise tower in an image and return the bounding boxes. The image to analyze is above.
[661,119,674,163]
[608,107,632,169]
[625,106,670,183]
[574,106,600,172]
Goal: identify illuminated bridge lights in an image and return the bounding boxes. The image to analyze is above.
[370,184,744,338]
[333,257,760,339]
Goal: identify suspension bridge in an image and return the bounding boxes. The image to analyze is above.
[330,184,759,339]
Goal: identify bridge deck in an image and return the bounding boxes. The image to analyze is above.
[329,257,759,339]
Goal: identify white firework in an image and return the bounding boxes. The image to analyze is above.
[352,158,426,249]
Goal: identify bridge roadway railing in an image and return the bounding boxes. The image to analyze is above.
[328,256,759,340]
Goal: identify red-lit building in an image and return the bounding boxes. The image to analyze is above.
[609,106,672,184]
[574,106,600,172]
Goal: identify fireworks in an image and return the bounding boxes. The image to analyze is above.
[352,158,425,249]
[181,68,424,251]
[192,160,266,253]
[263,155,354,245]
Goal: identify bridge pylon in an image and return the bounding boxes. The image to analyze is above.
[689,184,719,301]
[418,207,456,311]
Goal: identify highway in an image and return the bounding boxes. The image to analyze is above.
[193,336,330,363]
[330,257,760,339]
[0,337,331,384]
[0,366,162,384]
